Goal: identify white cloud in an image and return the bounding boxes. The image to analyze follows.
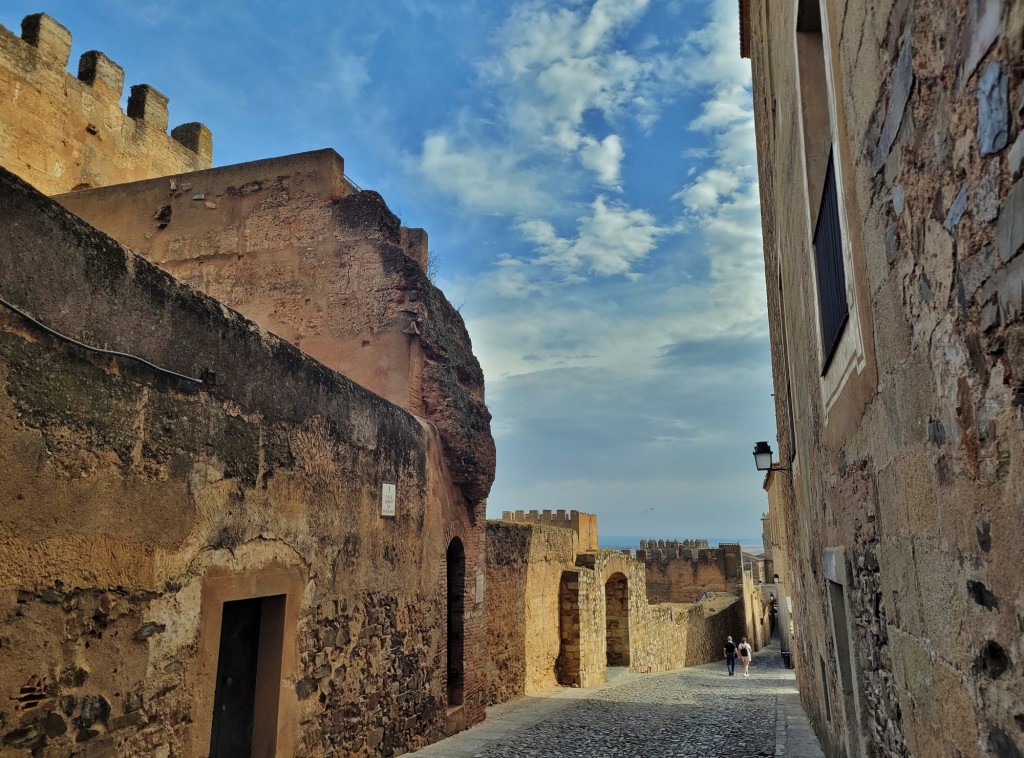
[579,134,624,186]
[324,50,371,102]
[419,0,675,216]
[419,132,549,215]
[492,257,550,299]
[578,0,650,55]
[521,196,663,276]
[674,167,742,213]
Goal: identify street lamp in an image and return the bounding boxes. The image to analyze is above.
[753,441,790,473]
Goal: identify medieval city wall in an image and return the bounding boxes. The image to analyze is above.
[487,524,750,699]
[0,11,496,757]
[747,0,1024,755]
[485,521,579,704]
[501,509,599,552]
[0,14,210,195]
[0,167,485,755]
[54,149,495,519]
[638,541,743,603]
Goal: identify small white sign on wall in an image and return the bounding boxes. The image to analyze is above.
[381,482,396,517]
[475,571,485,603]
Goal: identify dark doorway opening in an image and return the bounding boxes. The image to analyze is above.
[210,594,286,758]
[605,572,630,667]
[446,538,465,708]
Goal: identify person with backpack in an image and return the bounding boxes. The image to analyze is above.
[738,637,753,676]
[723,636,738,675]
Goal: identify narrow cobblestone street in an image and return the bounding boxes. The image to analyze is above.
[410,642,824,757]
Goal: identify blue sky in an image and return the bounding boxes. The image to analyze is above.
[4,0,776,543]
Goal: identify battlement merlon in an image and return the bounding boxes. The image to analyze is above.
[0,14,213,194]
[78,50,124,98]
[21,13,71,67]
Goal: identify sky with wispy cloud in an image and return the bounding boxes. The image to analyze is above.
[5,0,776,543]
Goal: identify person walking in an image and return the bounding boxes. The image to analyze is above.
[723,636,738,676]
[738,637,753,676]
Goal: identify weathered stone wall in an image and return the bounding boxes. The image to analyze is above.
[638,543,743,603]
[56,149,495,520]
[486,528,750,698]
[485,521,578,704]
[0,14,210,195]
[745,0,1024,755]
[501,509,598,552]
[764,472,795,657]
[0,167,487,755]
[574,552,744,677]
[742,568,773,650]
[639,538,710,552]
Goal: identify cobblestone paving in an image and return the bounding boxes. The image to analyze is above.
[410,643,823,758]
[475,664,774,757]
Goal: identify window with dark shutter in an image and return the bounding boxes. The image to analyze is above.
[813,149,848,373]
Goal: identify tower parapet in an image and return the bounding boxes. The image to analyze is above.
[501,509,599,552]
[0,13,212,195]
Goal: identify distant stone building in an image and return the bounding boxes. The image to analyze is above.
[636,539,742,602]
[485,517,747,704]
[742,0,1024,756]
[0,13,493,757]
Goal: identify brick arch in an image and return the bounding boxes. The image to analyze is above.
[443,520,468,551]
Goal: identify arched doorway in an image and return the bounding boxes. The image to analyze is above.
[605,572,630,667]
[446,538,465,707]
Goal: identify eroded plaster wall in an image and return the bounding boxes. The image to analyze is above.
[747,0,1024,755]
[55,149,495,517]
[0,167,486,756]
[0,14,210,195]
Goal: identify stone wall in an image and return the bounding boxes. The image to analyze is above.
[742,568,774,651]
[486,525,752,700]
[743,0,1024,755]
[0,14,210,195]
[501,509,598,552]
[0,165,487,755]
[0,11,496,756]
[638,542,743,602]
[485,521,578,704]
[55,149,495,518]
[639,538,710,554]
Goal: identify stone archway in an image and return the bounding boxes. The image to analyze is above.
[605,572,630,667]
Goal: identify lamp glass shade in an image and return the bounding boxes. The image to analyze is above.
[753,441,774,471]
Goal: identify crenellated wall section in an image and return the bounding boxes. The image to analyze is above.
[486,521,750,704]
[0,11,495,756]
[0,13,211,195]
[637,540,743,603]
[501,509,598,552]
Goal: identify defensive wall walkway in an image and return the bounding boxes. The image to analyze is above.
[409,640,824,757]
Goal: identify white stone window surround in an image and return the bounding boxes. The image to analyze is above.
[791,0,867,421]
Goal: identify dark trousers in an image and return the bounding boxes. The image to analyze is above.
[726,654,736,675]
